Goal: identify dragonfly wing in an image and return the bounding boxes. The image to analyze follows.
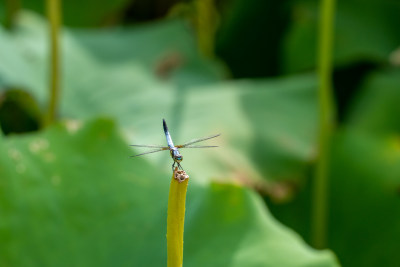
[130,144,167,148]
[180,134,221,147]
[177,145,218,148]
[131,147,169,157]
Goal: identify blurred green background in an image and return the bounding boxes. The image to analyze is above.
[1,0,399,266]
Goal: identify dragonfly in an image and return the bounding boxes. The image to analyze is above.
[131,119,220,170]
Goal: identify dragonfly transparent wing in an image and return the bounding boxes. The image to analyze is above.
[131,147,169,157]
[178,145,218,149]
[177,134,221,148]
[130,144,166,148]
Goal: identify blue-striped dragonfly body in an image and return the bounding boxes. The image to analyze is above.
[131,119,220,170]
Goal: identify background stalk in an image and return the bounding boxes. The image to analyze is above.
[45,0,62,124]
[195,0,218,58]
[311,0,337,249]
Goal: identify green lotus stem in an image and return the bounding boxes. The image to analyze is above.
[195,0,218,57]
[45,0,62,124]
[311,0,337,248]
[167,168,189,267]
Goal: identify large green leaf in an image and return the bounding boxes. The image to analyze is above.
[0,12,318,184]
[347,69,400,134]
[327,129,400,266]
[0,118,339,266]
[0,11,225,99]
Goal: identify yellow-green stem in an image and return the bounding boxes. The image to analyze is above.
[4,0,20,29]
[45,0,62,124]
[195,0,218,58]
[167,170,189,267]
[311,0,336,249]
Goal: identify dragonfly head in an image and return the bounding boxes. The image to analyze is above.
[174,154,183,163]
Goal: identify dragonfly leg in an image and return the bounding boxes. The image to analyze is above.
[171,162,176,172]
[177,162,184,171]
[171,161,184,172]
